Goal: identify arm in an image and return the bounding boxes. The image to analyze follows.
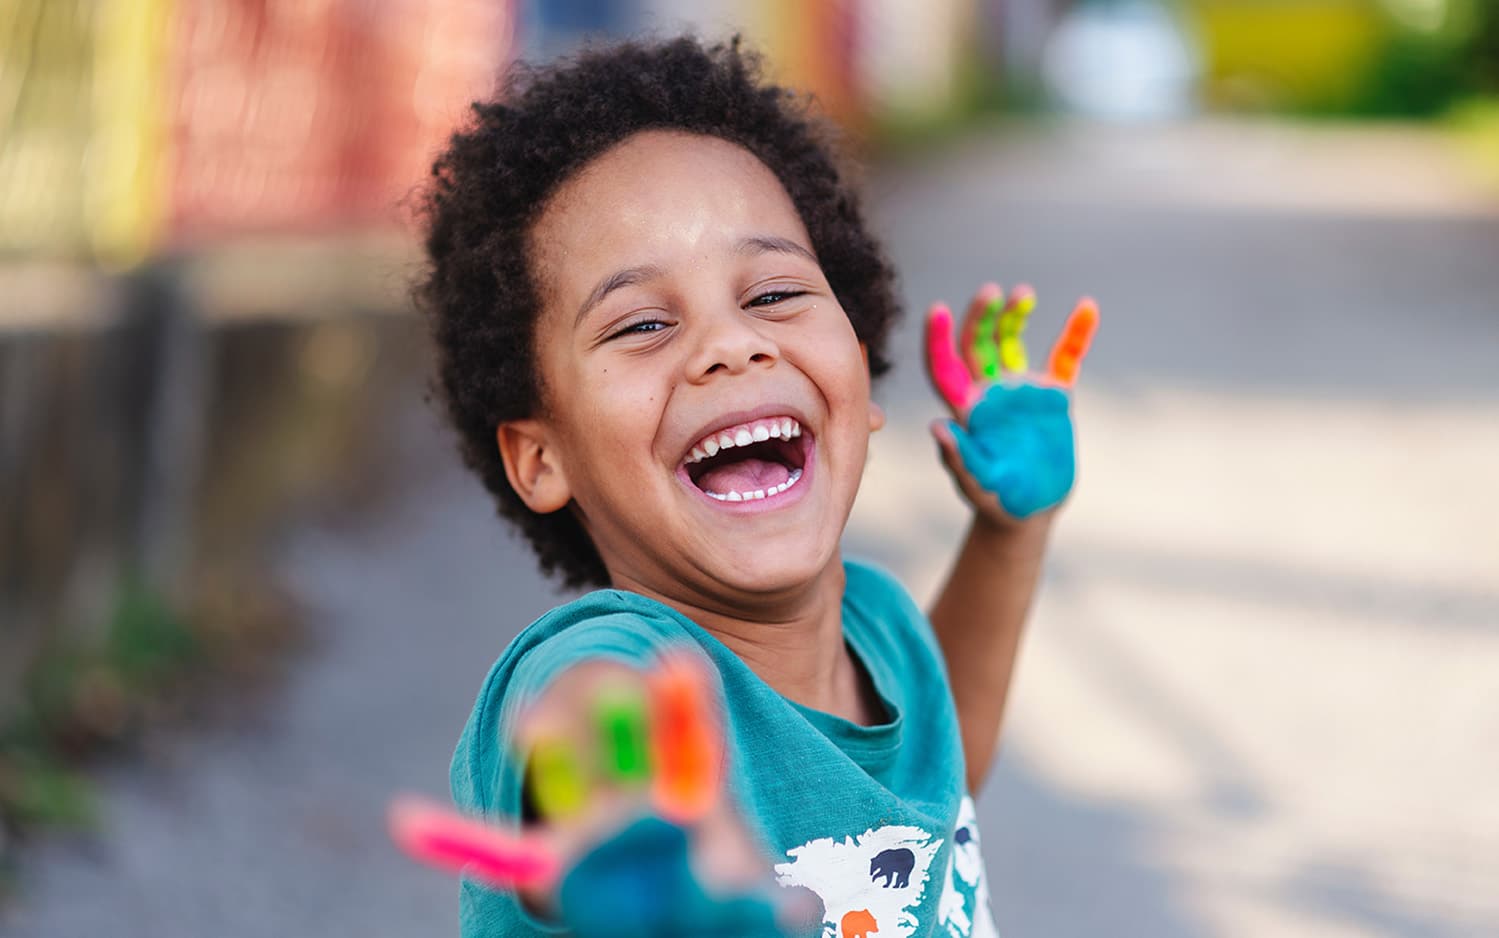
[928,512,1052,795]
[922,283,1098,794]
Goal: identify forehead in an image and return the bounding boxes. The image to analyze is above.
[531,130,810,289]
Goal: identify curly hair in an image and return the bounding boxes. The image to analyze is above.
[416,35,902,590]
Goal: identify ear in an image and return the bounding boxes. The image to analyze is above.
[860,343,886,433]
[497,419,571,514]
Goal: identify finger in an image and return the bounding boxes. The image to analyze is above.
[528,736,589,821]
[648,653,723,824]
[932,419,974,487]
[510,660,647,825]
[594,682,651,786]
[998,284,1036,375]
[960,283,1003,380]
[925,303,978,416]
[1047,297,1099,387]
[388,796,560,891]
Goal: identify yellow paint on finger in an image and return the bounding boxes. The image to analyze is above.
[999,290,1036,374]
[529,738,587,820]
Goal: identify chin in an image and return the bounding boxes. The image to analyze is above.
[709,539,837,596]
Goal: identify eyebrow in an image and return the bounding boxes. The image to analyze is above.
[574,264,665,329]
[738,235,818,265]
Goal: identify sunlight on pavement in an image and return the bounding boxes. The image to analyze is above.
[849,384,1499,937]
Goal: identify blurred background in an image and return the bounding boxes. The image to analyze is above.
[2,0,1497,935]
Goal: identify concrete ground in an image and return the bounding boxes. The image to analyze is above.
[6,119,1498,937]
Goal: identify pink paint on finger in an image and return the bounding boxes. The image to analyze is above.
[388,796,559,890]
[925,303,977,415]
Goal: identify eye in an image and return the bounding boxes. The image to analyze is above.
[606,318,668,340]
[748,289,806,308]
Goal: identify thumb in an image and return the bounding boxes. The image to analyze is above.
[929,419,966,479]
[930,419,993,507]
[933,419,1032,522]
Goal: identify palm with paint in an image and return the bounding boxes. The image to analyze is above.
[390,652,800,937]
[925,283,1099,522]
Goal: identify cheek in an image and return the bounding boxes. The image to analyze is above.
[830,352,875,421]
[568,376,669,477]
[802,314,868,394]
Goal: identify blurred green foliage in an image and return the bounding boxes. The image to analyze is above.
[0,578,196,838]
[1358,0,1499,117]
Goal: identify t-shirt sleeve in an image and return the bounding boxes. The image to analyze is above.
[450,607,701,936]
[451,609,692,825]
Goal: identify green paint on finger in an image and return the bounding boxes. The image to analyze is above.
[973,294,1002,380]
[596,691,650,783]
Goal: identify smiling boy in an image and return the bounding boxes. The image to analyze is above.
[504,129,888,720]
[420,37,1093,937]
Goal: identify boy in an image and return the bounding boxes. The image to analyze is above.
[417,35,1094,937]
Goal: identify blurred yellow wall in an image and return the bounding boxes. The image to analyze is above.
[0,0,170,267]
[1183,0,1385,111]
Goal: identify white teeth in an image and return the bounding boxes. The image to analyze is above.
[685,415,808,468]
[701,466,804,504]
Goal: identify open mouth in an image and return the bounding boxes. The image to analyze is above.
[679,415,810,503]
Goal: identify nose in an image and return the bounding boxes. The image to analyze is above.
[684,306,779,382]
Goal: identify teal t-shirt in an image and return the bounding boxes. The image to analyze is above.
[450,558,1000,938]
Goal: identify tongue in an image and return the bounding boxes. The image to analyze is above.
[696,457,791,495]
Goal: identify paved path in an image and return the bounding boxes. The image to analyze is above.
[6,120,1498,937]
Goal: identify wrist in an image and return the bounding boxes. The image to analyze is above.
[968,508,1054,559]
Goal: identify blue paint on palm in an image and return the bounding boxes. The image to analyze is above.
[950,382,1075,519]
[559,817,784,937]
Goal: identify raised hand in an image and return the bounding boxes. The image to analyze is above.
[389,651,798,937]
[924,283,1098,522]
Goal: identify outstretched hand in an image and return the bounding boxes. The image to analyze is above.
[924,283,1098,524]
[389,652,805,937]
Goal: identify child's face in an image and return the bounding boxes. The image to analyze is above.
[515,130,883,603]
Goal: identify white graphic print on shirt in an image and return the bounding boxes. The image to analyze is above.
[774,796,997,938]
[936,796,999,938]
[774,824,942,937]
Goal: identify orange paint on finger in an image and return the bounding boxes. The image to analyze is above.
[1048,298,1099,386]
[647,655,722,824]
